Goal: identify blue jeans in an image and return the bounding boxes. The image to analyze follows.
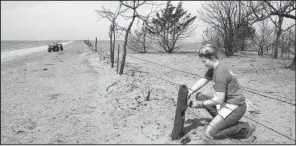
[196,92,252,139]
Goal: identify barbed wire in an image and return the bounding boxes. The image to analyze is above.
[129,46,295,101]
[126,54,295,106]
[86,44,295,105]
[122,48,295,142]
[87,45,238,143]
[130,46,295,98]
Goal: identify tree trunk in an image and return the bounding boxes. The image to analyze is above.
[111,27,116,68]
[225,37,234,56]
[285,45,289,59]
[286,56,296,70]
[273,16,283,59]
[240,34,246,51]
[227,11,234,56]
[117,44,120,74]
[119,31,128,75]
[288,51,290,59]
[228,35,234,56]
[119,16,136,75]
[143,32,146,53]
[258,46,263,57]
[143,22,147,53]
[238,1,241,24]
[95,37,97,52]
[280,35,285,58]
[109,27,113,66]
[280,47,283,58]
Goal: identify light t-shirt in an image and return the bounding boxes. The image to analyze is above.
[204,61,246,118]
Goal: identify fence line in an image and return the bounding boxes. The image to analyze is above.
[125,50,296,142]
[126,54,295,142]
[126,54,295,106]
[134,46,295,101]
[84,42,295,105]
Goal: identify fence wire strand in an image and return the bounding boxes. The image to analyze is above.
[127,54,295,104]
[129,47,295,99]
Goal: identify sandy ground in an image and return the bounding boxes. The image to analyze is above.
[1,41,295,144]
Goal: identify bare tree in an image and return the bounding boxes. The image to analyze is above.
[278,27,295,59]
[252,19,274,57]
[284,26,295,70]
[249,1,296,69]
[201,27,223,51]
[249,1,295,58]
[263,1,296,20]
[272,15,284,59]
[280,31,288,58]
[118,1,158,74]
[127,21,153,53]
[96,4,128,68]
[286,26,295,57]
[198,1,256,56]
[147,1,197,53]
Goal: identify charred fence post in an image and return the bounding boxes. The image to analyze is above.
[171,84,188,140]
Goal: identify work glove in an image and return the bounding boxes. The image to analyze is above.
[188,101,204,108]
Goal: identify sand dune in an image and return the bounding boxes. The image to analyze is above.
[1,41,73,63]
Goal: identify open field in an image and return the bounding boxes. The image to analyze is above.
[1,41,295,144]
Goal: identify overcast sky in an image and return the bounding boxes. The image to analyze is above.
[1,1,205,41]
[2,1,294,41]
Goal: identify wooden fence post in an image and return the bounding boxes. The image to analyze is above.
[171,84,188,140]
[95,37,97,52]
[117,44,120,74]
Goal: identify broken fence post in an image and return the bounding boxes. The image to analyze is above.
[171,84,188,140]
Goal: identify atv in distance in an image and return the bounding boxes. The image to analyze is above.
[47,43,63,52]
